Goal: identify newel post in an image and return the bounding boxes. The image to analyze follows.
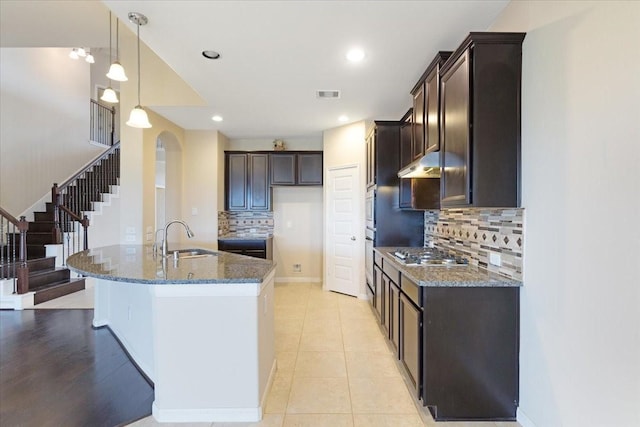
[82,215,90,250]
[16,216,29,294]
[51,183,62,244]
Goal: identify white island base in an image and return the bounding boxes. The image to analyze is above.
[92,270,276,423]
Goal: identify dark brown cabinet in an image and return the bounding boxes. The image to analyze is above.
[373,263,383,321]
[399,109,440,210]
[440,33,525,208]
[218,237,273,260]
[366,122,424,246]
[225,152,271,211]
[411,84,425,161]
[270,152,323,186]
[424,52,451,153]
[365,131,376,189]
[399,279,421,396]
[422,286,519,421]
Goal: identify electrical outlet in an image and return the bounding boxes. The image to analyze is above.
[293,264,302,273]
[489,252,502,267]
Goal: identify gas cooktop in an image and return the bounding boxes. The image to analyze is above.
[389,248,469,267]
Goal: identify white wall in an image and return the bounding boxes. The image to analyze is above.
[490,2,640,426]
[322,122,367,295]
[273,187,323,281]
[0,48,103,215]
[182,130,225,250]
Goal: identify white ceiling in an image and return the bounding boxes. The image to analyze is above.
[1,0,509,139]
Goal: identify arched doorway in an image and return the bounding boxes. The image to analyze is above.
[155,131,182,243]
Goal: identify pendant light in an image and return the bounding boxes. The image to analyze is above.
[126,12,151,129]
[101,12,119,104]
[106,17,128,82]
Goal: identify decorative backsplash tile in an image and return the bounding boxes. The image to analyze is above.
[218,211,274,236]
[424,208,524,281]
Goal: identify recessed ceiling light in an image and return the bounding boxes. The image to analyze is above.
[346,48,365,62]
[202,50,221,60]
[212,115,223,122]
[338,115,349,122]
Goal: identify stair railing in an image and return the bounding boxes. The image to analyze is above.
[52,142,120,263]
[90,99,117,146]
[0,207,29,294]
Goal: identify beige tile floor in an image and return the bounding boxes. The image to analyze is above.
[37,281,521,427]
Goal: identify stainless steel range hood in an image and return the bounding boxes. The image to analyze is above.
[397,151,440,178]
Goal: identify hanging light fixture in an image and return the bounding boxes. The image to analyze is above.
[126,12,151,128]
[106,17,128,82]
[101,12,119,104]
[69,48,79,59]
[85,49,95,64]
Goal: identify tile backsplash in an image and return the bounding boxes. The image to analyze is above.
[218,211,274,236]
[424,208,524,281]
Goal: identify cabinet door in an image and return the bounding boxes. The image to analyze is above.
[440,51,471,206]
[382,274,390,335]
[399,116,413,209]
[412,83,425,161]
[248,154,271,210]
[366,132,376,188]
[270,153,296,185]
[400,292,421,396]
[373,264,383,320]
[297,153,323,185]
[425,67,440,153]
[389,281,400,354]
[226,153,248,211]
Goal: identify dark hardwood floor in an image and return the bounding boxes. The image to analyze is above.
[0,309,153,427]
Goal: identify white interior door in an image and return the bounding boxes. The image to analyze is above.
[325,165,362,297]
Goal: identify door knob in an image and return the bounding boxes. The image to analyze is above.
[351,236,356,241]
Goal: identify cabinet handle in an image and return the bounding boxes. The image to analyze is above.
[351,236,356,241]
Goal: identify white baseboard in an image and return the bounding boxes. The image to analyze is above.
[152,402,262,423]
[0,291,35,310]
[517,408,537,427]
[275,277,321,283]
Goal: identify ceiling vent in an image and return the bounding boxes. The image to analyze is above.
[316,90,340,99]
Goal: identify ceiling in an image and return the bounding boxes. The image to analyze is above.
[1,0,509,139]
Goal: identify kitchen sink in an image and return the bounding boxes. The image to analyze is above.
[166,248,217,259]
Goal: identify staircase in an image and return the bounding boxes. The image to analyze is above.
[1,140,120,307]
[4,203,86,304]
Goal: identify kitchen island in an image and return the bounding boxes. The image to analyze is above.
[67,245,276,423]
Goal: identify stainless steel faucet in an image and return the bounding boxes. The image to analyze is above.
[161,220,195,257]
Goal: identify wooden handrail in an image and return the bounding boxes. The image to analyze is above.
[0,206,26,229]
[58,141,120,191]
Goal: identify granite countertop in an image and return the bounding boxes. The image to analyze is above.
[218,234,273,241]
[67,244,276,285]
[374,247,522,288]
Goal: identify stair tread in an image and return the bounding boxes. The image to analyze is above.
[28,267,70,278]
[33,278,85,291]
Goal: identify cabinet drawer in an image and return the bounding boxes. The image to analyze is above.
[401,275,421,307]
[383,261,400,285]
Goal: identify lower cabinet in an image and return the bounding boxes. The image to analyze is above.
[399,279,422,397]
[373,264,383,320]
[370,251,520,421]
[388,279,401,354]
[218,238,273,260]
[422,287,519,420]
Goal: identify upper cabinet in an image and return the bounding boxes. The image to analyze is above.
[225,152,272,211]
[270,152,323,186]
[424,52,452,154]
[440,33,525,208]
[411,84,425,161]
[410,52,452,161]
